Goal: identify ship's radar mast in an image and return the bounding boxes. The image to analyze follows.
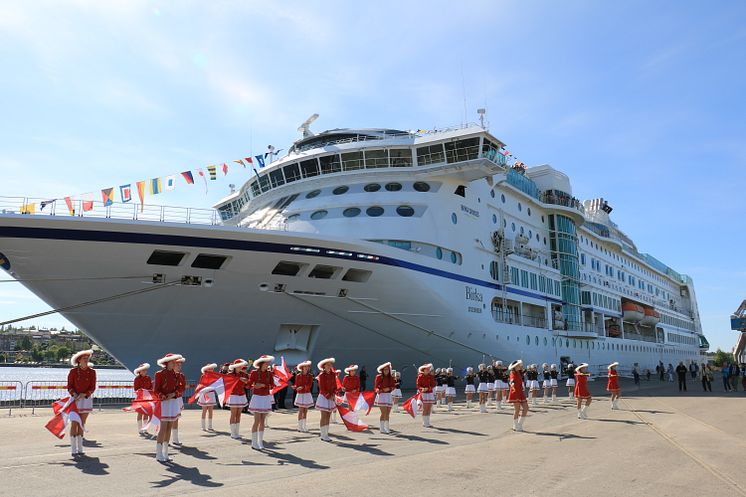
[298,113,319,138]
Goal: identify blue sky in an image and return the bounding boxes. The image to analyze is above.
[0,1,744,351]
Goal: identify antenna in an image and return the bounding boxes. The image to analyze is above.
[228,183,236,193]
[298,113,319,138]
[477,108,486,129]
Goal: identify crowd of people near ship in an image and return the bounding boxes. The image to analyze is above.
[61,349,745,462]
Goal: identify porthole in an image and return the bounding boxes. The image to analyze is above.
[526,335,530,345]
[385,182,402,192]
[528,230,532,239]
[536,234,540,242]
[364,183,381,192]
[450,251,457,263]
[565,339,569,347]
[286,214,300,222]
[573,339,577,348]
[527,207,531,216]
[492,214,497,224]
[413,181,430,192]
[518,203,522,212]
[501,194,506,203]
[544,337,548,346]
[306,189,321,199]
[451,213,458,224]
[310,210,328,220]
[366,206,384,217]
[333,185,349,195]
[520,226,524,235]
[503,219,507,228]
[541,215,545,223]
[535,336,539,346]
[396,205,415,217]
[343,207,361,218]
[543,237,547,245]
[552,338,556,346]
[436,247,443,259]
[490,189,495,198]
[511,222,516,232]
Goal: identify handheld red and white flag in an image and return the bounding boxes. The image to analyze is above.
[271,356,291,395]
[336,404,369,432]
[402,393,423,418]
[346,391,376,415]
[187,371,240,407]
[45,397,83,439]
[123,389,161,432]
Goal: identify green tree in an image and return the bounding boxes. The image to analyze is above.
[712,349,734,367]
[56,345,71,362]
[19,336,32,351]
[30,345,43,362]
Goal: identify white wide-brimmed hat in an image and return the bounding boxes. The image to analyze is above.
[495,360,503,366]
[317,357,335,370]
[377,362,392,373]
[157,353,184,367]
[296,360,312,371]
[201,363,217,374]
[508,359,523,371]
[228,358,248,371]
[551,364,557,370]
[446,367,453,373]
[70,349,93,366]
[607,362,619,369]
[253,355,275,368]
[542,363,548,368]
[344,364,358,374]
[134,363,150,374]
[466,367,474,373]
[418,363,433,373]
[478,363,486,370]
[576,363,589,371]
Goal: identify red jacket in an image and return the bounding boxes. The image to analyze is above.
[342,375,360,392]
[375,374,395,393]
[607,370,620,391]
[416,373,435,393]
[248,369,274,396]
[154,369,179,399]
[67,367,96,397]
[176,372,186,397]
[229,370,249,396]
[294,373,313,393]
[317,371,337,397]
[133,375,152,391]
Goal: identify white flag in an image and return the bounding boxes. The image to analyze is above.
[165,175,176,191]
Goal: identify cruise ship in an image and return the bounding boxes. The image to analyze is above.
[0,116,709,380]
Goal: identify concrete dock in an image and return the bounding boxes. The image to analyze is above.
[1,379,744,497]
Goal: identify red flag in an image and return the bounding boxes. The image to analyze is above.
[271,357,291,395]
[244,157,253,165]
[187,371,239,407]
[64,197,75,216]
[181,171,195,184]
[45,397,82,439]
[336,404,368,432]
[221,163,229,175]
[82,194,94,212]
[346,391,376,415]
[331,368,343,391]
[123,389,161,432]
[402,393,422,419]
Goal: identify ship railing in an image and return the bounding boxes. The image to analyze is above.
[540,191,586,215]
[492,310,547,329]
[0,196,221,226]
[0,381,23,416]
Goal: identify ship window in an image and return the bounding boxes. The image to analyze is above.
[490,189,495,198]
[396,205,415,217]
[390,149,413,167]
[492,214,497,224]
[340,151,363,171]
[343,207,361,218]
[450,251,457,263]
[451,213,458,224]
[413,181,431,192]
[147,250,186,266]
[366,206,384,217]
[272,261,302,276]
[342,268,372,282]
[527,208,532,216]
[501,194,506,203]
[364,183,381,192]
[445,137,480,163]
[191,254,228,270]
[310,210,328,220]
[385,182,402,192]
[518,203,522,212]
[286,214,300,222]
[416,144,445,165]
[436,247,443,259]
[308,264,339,279]
[364,149,388,168]
[283,163,301,183]
[454,185,466,197]
[306,189,321,199]
[318,155,342,174]
[269,169,285,188]
[333,186,349,195]
[300,159,320,178]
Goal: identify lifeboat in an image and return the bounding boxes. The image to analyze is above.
[622,302,645,323]
[641,307,660,326]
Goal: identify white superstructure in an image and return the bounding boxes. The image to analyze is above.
[0,118,708,380]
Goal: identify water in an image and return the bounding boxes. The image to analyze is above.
[0,366,133,383]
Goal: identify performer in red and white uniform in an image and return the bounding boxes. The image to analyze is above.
[607,362,621,410]
[292,360,314,432]
[374,361,395,434]
[226,358,249,440]
[67,349,95,456]
[416,363,435,427]
[171,357,187,444]
[507,359,528,432]
[154,353,183,462]
[246,355,275,449]
[315,357,337,442]
[574,363,592,419]
[197,363,218,431]
[391,370,402,412]
[132,362,152,435]
[342,364,360,405]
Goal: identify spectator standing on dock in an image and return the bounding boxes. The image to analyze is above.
[689,362,697,380]
[316,358,337,441]
[153,353,183,462]
[607,362,621,410]
[657,363,664,382]
[574,363,592,419]
[197,363,217,432]
[292,360,313,432]
[67,349,95,457]
[359,366,368,391]
[416,363,436,427]
[728,363,740,392]
[742,364,746,391]
[374,362,395,433]
[699,363,712,392]
[633,363,640,386]
[132,363,152,435]
[565,363,576,399]
[247,355,275,450]
[667,364,675,382]
[675,362,688,392]
[226,358,249,439]
[721,363,731,392]
[507,359,528,431]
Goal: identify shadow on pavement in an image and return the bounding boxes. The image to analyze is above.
[592,418,646,425]
[175,444,218,460]
[151,462,223,489]
[259,448,330,469]
[429,426,487,436]
[334,441,393,456]
[528,430,597,440]
[50,456,110,476]
[391,432,449,445]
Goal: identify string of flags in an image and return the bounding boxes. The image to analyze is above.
[20,151,281,215]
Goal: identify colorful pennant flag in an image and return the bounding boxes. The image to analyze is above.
[187,371,240,407]
[181,171,195,184]
[149,178,162,195]
[335,404,369,432]
[196,169,208,193]
[120,184,132,203]
[254,155,266,168]
[45,397,82,439]
[207,165,217,180]
[221,163,229,176]
[165,175,176,191]
[20,203,36,215]
[101,188,114,207]
[64,197,75,215]
[82,194,94,212]
[136,181,146,211]
[244,157,254,166]
[40,199,56,211]
[233,159,246,168]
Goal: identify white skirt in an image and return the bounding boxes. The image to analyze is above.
[177,397,184,411]
[375,392,393,407]
[477,382,489,393]
[161,398,181,422]
[75,397,93,414]
[528,380,540,391]
[495,380,509,390]
[550,379,558,387]
[294,392,314,408]
[197,391,217,407]
[227,394,248,408]
[421,392,436,404]
[566,379,576,387]
[434,385,445,393]
[315,395,336,412]
[249,394,273,413]
[391,389,402,398]
[542,380,552,389]
[487,382,496,392]
[465,384,476,393]
[445,387,457,396]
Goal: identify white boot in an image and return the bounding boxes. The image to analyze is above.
[385,421,390,433]
[581,405,589,419]
[380,421,386,433]
[497,399,503,410]
[466,400,471,408]
[172,429,180,445]
[155,442,163,461]
[613,400,619,410]
[447,402,453,412]
[298,419,304,432]
[543,395,549,404]
[577,408,583,419]
[302,419,308,432]
[71,436,79,456]
[201,418,206,431]
[137,419,143,433]
[208,418,213,431]
[320,425,331,441]
[552,394,556,403]
[512,419,519,431]
[518,416,526,431]
[77,436,85,454]
[257,431,265,449]
[163,443,170,462]
[251,432,259,449]
[423,415,431,428]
